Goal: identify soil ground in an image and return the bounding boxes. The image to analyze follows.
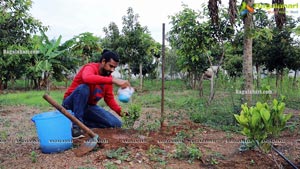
[0,105,299,169]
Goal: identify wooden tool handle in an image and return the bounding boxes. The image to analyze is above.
[43,94,97,138]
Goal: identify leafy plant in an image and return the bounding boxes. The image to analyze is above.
[122,103,141,128]
[173,143,202,163]
[33,30,67,91]
[0,131,8,140]
[147,145,167,163]
[234,96,292,151]
[30,151,37,163]
[225,131,233,139]
[106,147,130,161]
[210,158,219,165]
[175,130,190,140]
[250,159,255,165]
[103,162,118,169]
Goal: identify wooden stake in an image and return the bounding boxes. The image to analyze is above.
[161,23,166,128]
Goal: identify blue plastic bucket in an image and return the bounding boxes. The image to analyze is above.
[31,110,73,153]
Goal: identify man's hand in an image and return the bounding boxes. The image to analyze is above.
[120,111,129,117]
[112,78,130,89]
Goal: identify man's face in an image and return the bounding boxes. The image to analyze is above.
[100,59,118,76]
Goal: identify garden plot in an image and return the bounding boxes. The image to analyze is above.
[0,105,299,168]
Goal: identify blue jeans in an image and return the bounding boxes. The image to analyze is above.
[62,84,122,128]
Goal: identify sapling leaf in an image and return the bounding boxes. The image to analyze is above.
[273,99,278,107]
[283,114,292,123]
[241,104,249,113]
[256,102,263,110]
[280,95,286,101]
[234,114,240,122]
[236,114,249,127]
[260,108,270,124]
[241,128,250,136]
[277,103,285,113]
[251,110,261,128]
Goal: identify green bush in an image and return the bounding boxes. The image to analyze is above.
[234,96,292,150]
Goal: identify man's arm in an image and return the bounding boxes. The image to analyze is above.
[112,78,131,88]
[104,85,122,116]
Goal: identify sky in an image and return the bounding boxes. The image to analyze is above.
[29,0,300,44]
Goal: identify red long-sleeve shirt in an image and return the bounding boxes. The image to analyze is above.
[64,63,121,115]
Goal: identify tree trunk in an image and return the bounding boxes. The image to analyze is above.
[293,70,297,87]
[276,70,279,88]
[199,73,204,97]
[243,0,254,106]
[4,81,8,89]
[256,64,260,88]
[34,79,39,89]
[120,65,123,79]
[11,79,15,91]
[207,71,215,105]
[280,69,284,88]
[189,72,192,88]
[0,79,2,91]
[45,72,51,92]
[127,64,131,81]
[206,54,215,104]
[156,62,160,81]
[187,72,192,88]
[139,63,143,91]
[193,73,197,90]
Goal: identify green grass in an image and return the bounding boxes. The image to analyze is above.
[255,76,300,109]
[5,79,69,90]
[1,76,299,132]
[0,90,64,110]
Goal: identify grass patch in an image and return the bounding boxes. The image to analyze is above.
[0,90,64,109]
[1,77,299,132]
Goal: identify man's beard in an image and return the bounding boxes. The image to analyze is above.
[101,68,112,76]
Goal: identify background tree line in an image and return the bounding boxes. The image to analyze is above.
[1,0,300,106]
[0,1,161,90]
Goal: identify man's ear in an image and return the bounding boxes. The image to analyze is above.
[101,59,106,65]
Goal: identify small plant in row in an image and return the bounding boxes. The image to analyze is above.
[234,96,292,152]
[105,147,130,162]
[122,103,141,129]
[172,143,202,163]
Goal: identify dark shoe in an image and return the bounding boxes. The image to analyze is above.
[72,128,85,139]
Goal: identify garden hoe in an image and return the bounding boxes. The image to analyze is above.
[43,94,100,157]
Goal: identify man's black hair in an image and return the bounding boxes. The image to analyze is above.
[100,49,120,63]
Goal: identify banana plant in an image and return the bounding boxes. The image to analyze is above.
[34,30,66,91]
